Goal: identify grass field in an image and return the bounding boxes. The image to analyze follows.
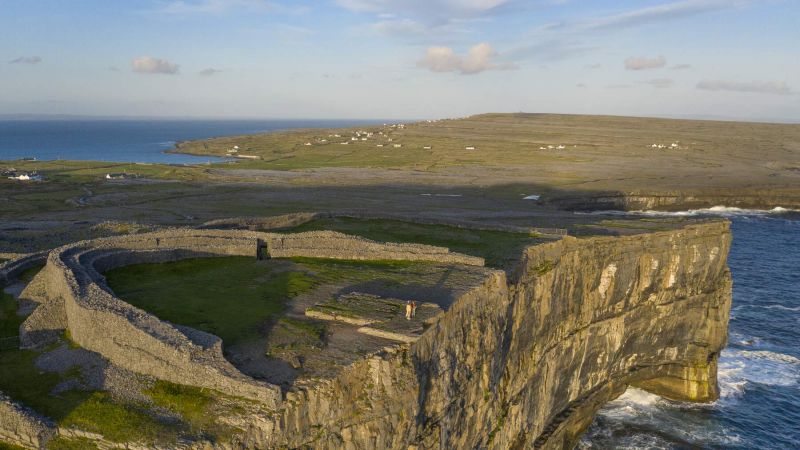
[168,113,800,194]
[104,256,434,347]
[104,257,315,348]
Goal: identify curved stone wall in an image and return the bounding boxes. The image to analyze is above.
[0,392,56,450]
[18,228,483,407]
[0,251,49,286]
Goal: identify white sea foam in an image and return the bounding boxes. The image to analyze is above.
[576,206,798,218]
[592,387,744,447]
[756,304,800,312]
[718,348,800,393]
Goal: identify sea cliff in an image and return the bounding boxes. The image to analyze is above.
[241,220,732,449]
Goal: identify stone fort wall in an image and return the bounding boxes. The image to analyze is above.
[0,392,56,450]
[200,211,569,237]
[11,228,483,407]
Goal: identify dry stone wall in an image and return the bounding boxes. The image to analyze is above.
[0,392,56,449]
[264,231,484,265]
[16,228,482,408]
[201,211,568,237]
[0,250,49,286]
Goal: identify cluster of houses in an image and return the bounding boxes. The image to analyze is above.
[301,123,454,152]
[539,145,570,150]
[3,169,43,181]
[7,172,43,181]
[104,173,137,180]
[225,145,259,159]
[650,142,681,150]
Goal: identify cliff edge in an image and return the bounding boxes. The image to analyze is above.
[243,220,732,449]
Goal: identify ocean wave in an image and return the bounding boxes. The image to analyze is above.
[589,387,743,447]
[719,348,800,392]
[577,206,798,218]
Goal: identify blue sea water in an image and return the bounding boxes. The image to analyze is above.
[581,211,800,449]
[0,119,382,164]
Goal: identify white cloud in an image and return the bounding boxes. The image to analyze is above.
[337,0,510,15]
[132,57,180,74]
[577,0,752,31]
[9,56,41,65]
[338,0,513,39]
[625,55,666,71]
[417,43,514,74]
[512,1,753,63]
[642,78,675,88]
[199,67,222,76]
[153,0,302,15]
[697,80,792,95]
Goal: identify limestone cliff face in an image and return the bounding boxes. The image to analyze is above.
[245,221,731,449]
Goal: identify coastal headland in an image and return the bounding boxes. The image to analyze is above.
[0,113,796,448]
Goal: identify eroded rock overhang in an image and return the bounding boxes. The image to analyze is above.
[240,220,732,449]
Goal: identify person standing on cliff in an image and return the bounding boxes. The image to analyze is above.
[411,300,417,318]
[405,301,412,320]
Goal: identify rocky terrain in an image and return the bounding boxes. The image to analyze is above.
[0,216,731,449]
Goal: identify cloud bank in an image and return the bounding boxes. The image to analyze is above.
[625,55,666,70]
[337,0,510,15]
[199,67,222,76]
[577,0,752,31]
[417,43,513,74]
[132,57,180,74]
[697,80,792,95]
[9,56,42,65]
[642,78,675,88]
[154,0,289,15]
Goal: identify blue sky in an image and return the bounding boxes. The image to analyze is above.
[1,0,798,121]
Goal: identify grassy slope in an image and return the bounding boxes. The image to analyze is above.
[1,285,241,446]
[171,113,800,192]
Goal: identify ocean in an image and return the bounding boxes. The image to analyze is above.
[581,209,800,449]
[0,119,382,164]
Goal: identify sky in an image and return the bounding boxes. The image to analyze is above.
[1,0,798,121]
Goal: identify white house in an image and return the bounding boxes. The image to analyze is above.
[465,146,476,150]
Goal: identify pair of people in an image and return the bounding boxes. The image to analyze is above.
[404,300,418,320]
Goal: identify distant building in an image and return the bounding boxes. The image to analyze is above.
[105,173,133,180]
[465,146,476,150]
[8,172,42,181]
